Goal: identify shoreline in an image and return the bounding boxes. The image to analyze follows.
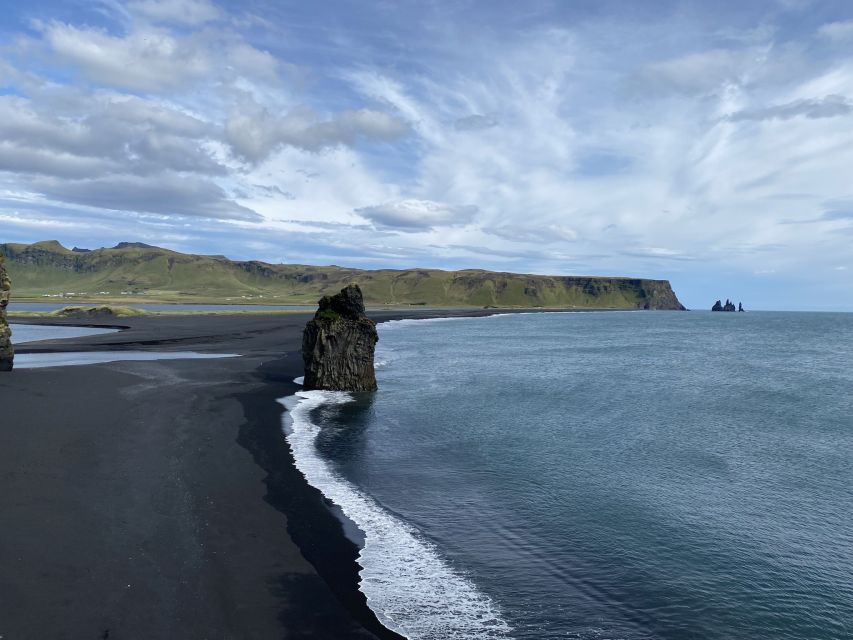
[282,385,516,639]
[2,308,530,638]
[232,355,406,640]
[2,306,650,637]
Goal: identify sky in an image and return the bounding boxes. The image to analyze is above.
[1,0,852,310]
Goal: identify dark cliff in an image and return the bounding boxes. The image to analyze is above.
[0,256,13,371]
[302,285,378,392]
[636,280,687,311]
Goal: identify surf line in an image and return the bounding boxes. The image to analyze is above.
[279,380,512,640]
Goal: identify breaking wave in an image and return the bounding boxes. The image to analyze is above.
[279,388,513,640]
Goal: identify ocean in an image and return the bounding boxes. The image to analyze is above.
[9,324,120,344]
[284,311,853,639]
[9,324,235,368]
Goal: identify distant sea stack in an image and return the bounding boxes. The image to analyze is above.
[302,284,379,392]
[712,299,743,312]
[0,256,13,371]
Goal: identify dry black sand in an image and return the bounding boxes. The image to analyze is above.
[0,309,503,640]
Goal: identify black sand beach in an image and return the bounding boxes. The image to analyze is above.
[0,309,501,639]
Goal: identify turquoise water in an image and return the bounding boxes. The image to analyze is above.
[288,311,853,639]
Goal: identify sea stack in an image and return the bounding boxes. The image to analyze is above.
[0,255,13,371]
[712,299,737,312]
[302,284,378,392]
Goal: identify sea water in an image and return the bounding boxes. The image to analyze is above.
[10,324,120,344]
[8,302,314,313]
[9,324,236,368]
[285,311,853,639]
[14,352,237,369]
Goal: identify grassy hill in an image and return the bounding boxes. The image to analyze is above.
[0,240,686,310]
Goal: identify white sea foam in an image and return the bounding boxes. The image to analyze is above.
[280,388,513,640]
[377,309,637,334]
[293,375,304,385]
[378,315,508,332]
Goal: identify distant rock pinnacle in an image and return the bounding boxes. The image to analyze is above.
[712,298,740,312]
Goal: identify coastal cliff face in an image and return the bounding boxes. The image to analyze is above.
[1,240,686,310]
[302,284,378,392]
[0,256,13,371]
[636,280,687,310]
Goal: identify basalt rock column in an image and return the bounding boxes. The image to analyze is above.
[0,256,13,371]
[302,284,378,391]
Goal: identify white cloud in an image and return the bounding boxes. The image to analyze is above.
[356,200,478,231]
[225,101,409,162]
[40,21,212,92]
[636,49,747,95]
[455,114,499,131]
[236,144,400,229]
[0,211,92,230]
[30,174,261,221]
[0,142,114,178]
[227,43,280,81]
[0,94,224,177]
[488,225,577,244]
[128,0,221,26]
[727,95,853,121]
[817,20,853,42]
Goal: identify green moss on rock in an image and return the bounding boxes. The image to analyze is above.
[315,308,341,323]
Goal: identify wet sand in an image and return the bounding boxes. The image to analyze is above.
[0,309,504,639]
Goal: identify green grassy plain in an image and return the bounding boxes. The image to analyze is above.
[1,240,686,310]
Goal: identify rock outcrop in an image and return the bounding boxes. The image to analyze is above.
[712,299,738,312]
[302,284,378,392]
[0,256,13,371]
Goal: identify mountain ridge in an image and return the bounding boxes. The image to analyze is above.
[0,240,687,309]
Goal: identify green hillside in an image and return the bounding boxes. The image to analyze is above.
[0,240,686,310]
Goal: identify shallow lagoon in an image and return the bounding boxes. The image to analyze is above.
[15,351,238,369]
[9,324,237,369]
[10,324,120,344]
[9,302,313,313]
